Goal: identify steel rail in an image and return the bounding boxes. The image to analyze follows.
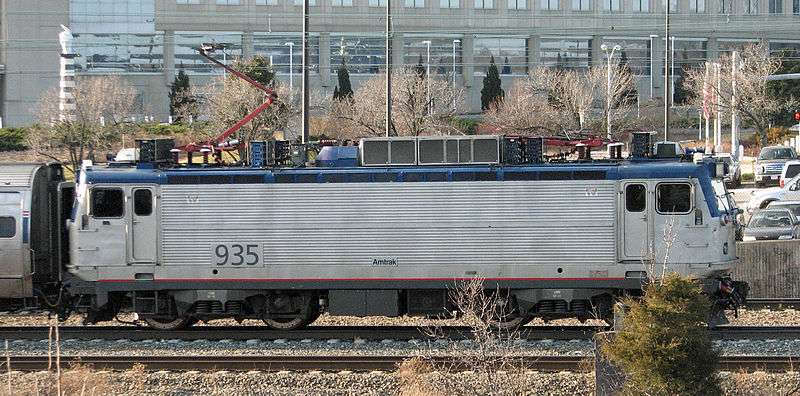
[0,325,798,341]
[744,298,800,310]
[4,355,798,373]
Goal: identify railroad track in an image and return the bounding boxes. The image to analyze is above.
[0,325,798,341]
[745,298,800,310]
[4,355,799,372]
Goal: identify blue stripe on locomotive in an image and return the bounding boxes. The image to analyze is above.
[83,161,723,217]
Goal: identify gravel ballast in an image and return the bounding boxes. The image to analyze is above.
[0,308,798,327]
[3,369,798,396]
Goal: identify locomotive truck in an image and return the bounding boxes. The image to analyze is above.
[0,134,747,330]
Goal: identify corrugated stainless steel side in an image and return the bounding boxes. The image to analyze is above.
[0,164,40,187]
[160,181,617,268]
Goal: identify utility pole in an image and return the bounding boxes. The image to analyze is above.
[385,0,392,137]
[663,2,670,142]
[301,0,309,144]
[285,42,295,93]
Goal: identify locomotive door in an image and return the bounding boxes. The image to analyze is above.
[130,187,157,263]
[0,192,23,278]
[622,182,651,259]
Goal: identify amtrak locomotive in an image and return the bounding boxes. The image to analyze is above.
[0,134,747,330]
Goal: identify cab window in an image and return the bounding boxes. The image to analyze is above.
[657,183,692,214]
[0,217,15,238]
[91,188,124,218]
[625,184,646,212]
[133,189,153,216]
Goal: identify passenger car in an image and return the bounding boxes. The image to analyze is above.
[716,153,741,188]
[746,174,800,214]
[754,146,798,188]
[780,160,800,188]
[766,200,800,217]
[743,208,800,241]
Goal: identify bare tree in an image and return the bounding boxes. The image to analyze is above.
[485,65,637,140]
[203,75,295,147]
[29,75,138,173]
[328,68,466,139]
[684,44,784,146]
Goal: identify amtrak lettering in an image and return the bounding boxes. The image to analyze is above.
[371,258,398,266]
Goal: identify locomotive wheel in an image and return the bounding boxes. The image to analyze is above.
[262,294,319,330]
[144,316,195,330]
[485,293,532,331]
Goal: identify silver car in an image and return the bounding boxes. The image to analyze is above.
[743,208,800,241]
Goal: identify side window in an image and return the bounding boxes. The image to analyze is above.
[657,183,692,214]
[0,217,15,238]
[134,189,153,216]
[625,184,646,212]
[91,188,124,218]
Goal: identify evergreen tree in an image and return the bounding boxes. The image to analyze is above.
[333,86,341,100]
[615,51,638,107]
[481,56,504,111]
[672,69,692,106]
[168,70,196,123]
[234,55,276,87]
[335,61,354,100]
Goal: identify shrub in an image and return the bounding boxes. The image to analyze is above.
[765,126,793,145]
[601,273,721,396]
[0,128,27,151]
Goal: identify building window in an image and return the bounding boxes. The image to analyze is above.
[177,0,200,3]
[293,0,317,5]
[508,0,527,8]
[332,35,385,74]
[540,38,592,69]
[475,0,494,7]
[216,0,240,4]
[657,183,692,214]
[406,0,425,6]
[602,0,621,10]
[540,0,558,9]
[634,0,650,11]
[689,0,704,11]
[663,0,677,11]
[719,0,732,12]
[441,0,460,6]
[256,0,278,4]
[746,0,759,13]
[572,0,591,9]
[769,0,783,12]
[474,37,526,75]
[91,188,124,218]
[333,0,353,5]
[369,0,388,5]
[794,0,799,13]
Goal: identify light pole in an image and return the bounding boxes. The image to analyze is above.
[285,42,295,93]
[421,40,432,115]
[600,43,622,141]
[649,34,658,99]
[452,39,461,110]
[670,35,675,108]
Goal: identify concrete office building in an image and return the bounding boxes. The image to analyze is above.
[0,0,798,126]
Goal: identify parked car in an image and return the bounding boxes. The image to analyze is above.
[746,173,800,214]
[743,208,800,241]
[780,160,800,188]
[766,200,800,217]
[755,146,798,188]
[716,153,741,188]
